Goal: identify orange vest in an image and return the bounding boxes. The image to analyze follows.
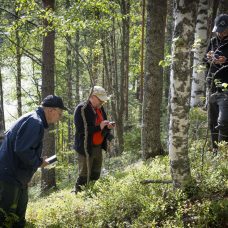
[92,108,104,145]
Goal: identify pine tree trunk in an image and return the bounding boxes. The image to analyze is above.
[169,0,197,188]
[217,0,228,14]
[111,18,124,154]
[141,0,167,159]
[190,0,208,107]
[0,68,5,143]
[120,0,130,121]
[74,31,80,105]
[66,0,73,149]
[41,0,56,191]
[138,0,145,123]
[164,0,173,103]
[66,35,73,149]
[15,29,22,117]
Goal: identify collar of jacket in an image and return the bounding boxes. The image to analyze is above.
[36,107,49,129]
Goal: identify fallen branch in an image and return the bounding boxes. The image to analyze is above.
[140,180,173,184]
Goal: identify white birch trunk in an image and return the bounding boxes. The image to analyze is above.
[190,0,208,107]
[169,0,197,188]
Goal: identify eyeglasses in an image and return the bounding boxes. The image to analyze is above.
[53,108,63,117]
[95,96,105,105]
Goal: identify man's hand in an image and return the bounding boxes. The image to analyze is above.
[100,120,109,130]
[107,121,116,129]
[207,51,227,64]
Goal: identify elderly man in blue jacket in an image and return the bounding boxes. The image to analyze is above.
[0,95,67,227]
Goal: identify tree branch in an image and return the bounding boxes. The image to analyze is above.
[4,34,42,66]
[140,180,173,184]
[0,7,38,27]
[65,36,94,86]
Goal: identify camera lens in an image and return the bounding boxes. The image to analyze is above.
[214,54,219,59]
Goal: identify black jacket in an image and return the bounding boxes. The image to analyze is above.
[205,35,228,92]
[0,107,48,187]
[73,101,112,155]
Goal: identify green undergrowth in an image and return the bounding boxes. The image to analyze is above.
[26,145,228,228]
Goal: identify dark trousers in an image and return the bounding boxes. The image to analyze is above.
[75,146,103,192]
[209,92,228,149]
[0,181,28,228]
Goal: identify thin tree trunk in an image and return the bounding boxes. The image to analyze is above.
[101,20,124,154]
[0,67,5,143]
[217,0,228,14]
[15,29,22,117]
[74,31,80,105]
[208,0,219,39]
[164,0,173,102]
[139,0,146,124]
[190,0,208,107]
[141,0,167,159]
[111,20,124,154]
[66,0,73,149]
[120,0,130,121]
[41,0,56,192]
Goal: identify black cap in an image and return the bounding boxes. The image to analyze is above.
[41,95,68,110]
[212,14,228,33]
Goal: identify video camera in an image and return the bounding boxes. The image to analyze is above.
[213,50,223,60]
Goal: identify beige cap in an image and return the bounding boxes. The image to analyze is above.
[91,86,109,102]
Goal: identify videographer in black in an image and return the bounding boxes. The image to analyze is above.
[205,14,228,154]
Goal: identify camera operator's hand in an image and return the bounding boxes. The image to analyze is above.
[206,51,214,61]
[207,51,227,64]
[100,120,109,130]
[214,55,226,64]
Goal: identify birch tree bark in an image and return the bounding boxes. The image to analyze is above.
[169,0,197,188]
[141,0,167,159]
[190,0,208,107]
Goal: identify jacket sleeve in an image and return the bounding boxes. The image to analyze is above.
[14,118,43,169]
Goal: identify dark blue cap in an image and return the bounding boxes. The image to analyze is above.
[41,95,67,110]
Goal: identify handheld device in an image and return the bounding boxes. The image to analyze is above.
[46,155,57,164]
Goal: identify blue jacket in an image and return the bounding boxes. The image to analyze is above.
[0,107,48,187]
